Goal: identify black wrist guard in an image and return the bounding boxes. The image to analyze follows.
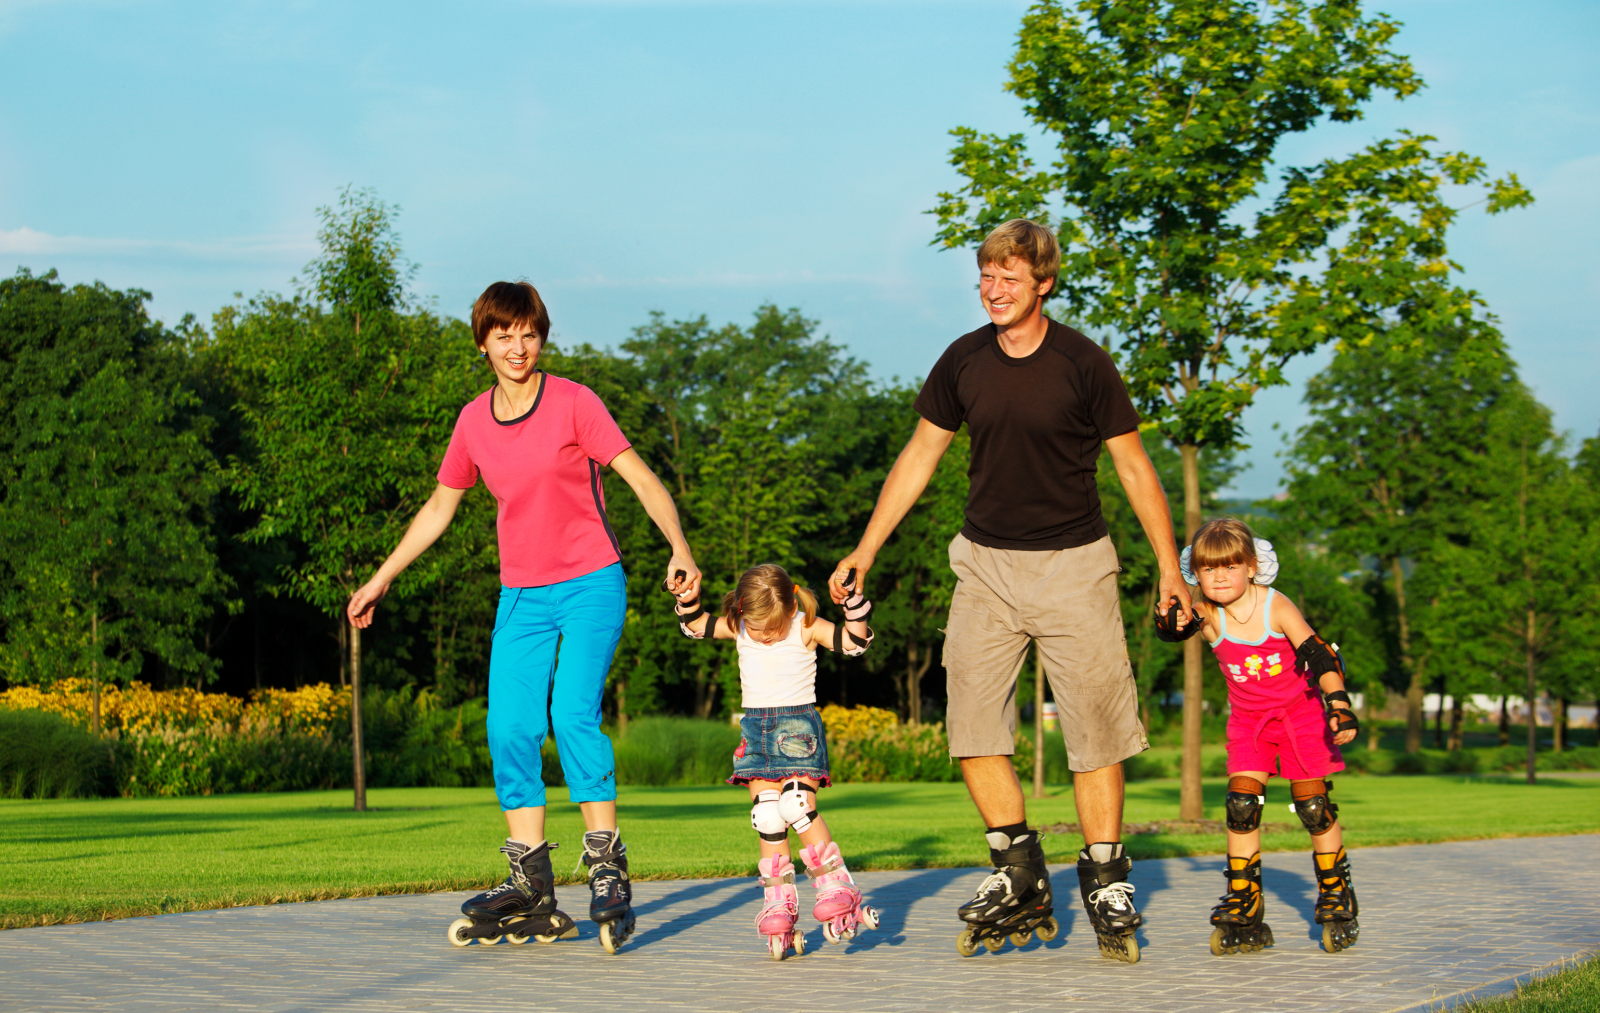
[1328,705,1359,734]
[673,596,708,638]
[1295,632,1345,678]
[1153,596,1203,642]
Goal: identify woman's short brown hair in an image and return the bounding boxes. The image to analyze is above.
[471,281,551,347]
[976,219,1061,287]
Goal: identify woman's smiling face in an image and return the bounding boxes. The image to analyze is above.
[482,321,542,382]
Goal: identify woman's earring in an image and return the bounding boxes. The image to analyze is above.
[479,350,487,359]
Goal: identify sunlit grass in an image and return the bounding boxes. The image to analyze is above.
[3,774,1595,929]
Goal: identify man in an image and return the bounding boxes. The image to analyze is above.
[829,219,1189,963]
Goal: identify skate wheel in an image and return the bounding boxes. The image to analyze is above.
[506,931,530,945]
[447,917,474,948]
[793,931,805,956]
[860,907,880,931]
[1209,928,1227,957]
[599,920,621,955]
[1009,929,1032,947]
[1036,917,1059,943]
[1122,936,1141,963]
[768,934,786,961]
[956,928,980,957]
[982,934,1004,952]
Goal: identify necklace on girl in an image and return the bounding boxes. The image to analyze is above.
[1224,586,1259,628]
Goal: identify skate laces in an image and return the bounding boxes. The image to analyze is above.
[974,870,1016,902]
[1088,881,1136,912]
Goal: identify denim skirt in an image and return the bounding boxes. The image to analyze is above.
[728,704,831,786]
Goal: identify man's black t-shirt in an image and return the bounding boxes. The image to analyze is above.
[914,319,1141,551]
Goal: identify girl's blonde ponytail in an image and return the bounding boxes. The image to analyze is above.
[793,586,819,629]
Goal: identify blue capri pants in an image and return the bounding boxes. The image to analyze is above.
[488,562,626,811]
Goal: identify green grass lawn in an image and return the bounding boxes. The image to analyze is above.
[3,774,1597,929]
[1457,957,1600,1013]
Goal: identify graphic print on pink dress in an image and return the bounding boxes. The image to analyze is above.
[1210,590,1311,711]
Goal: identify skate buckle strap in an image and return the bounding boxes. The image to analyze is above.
[759,870,795,888]
[805,857,845,879]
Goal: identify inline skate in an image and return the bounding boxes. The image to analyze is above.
[582,829,637,954]
[955,829,1059,956]
[448,839,578,947]
[1077,843,1141,963]
[1209,852,1274,955]
[800,841,879,944]
[1313,847,1359,953]
[755,853,806,960]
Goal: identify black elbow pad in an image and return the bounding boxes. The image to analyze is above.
[1295,632,1344,678]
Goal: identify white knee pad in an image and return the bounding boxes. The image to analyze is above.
[778,780,816,833]
[751,790,786,842]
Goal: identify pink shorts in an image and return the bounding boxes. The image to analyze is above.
[1227,691,1344,780]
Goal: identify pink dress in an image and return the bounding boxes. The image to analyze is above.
[1210,589,1343,780]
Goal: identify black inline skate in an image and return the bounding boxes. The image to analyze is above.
[1077,843,1142,963]
[448,839,578,947]
[1313,847,1359,953]
[583,829,636,954]
[1209,852,1274,956]
[955,829,1059,956]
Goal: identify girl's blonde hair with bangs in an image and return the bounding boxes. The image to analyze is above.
[721,563,818,633]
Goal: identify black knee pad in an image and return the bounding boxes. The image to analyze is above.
[1225,791,1264,833]
[1291,786,1339,836]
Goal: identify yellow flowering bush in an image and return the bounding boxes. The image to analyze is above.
[817,704,899,741]
[0,680,349,734]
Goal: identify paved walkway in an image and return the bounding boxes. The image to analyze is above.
[3,835,1596,1013]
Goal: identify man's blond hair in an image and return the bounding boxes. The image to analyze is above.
[976,219,1061,288]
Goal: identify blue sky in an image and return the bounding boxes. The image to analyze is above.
[2,1,1594,496]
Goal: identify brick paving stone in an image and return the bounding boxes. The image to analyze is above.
[1,835,1596,1013]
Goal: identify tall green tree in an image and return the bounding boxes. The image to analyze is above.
[1284,314,1516,752]
[1428,387,1585,781]
[0,271,227,730]
[931,0,1530,814]
[225,188,470,808]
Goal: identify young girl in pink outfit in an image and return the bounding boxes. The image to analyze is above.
[1157,519,1361,956]
[670,563,879,960]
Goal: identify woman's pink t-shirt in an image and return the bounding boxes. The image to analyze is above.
[437,374,632,588]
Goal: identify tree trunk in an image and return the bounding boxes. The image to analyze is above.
[351,622,367,811]
[1389,555,1423,754]
[1498,695,1510,747]
[1524,610,1537,786]
[1447,695,1464,752]
[906,643,932,725]
[90,608,102,737]
[1433,683,1445,749]
[1179,443,1204,821]
[1032,647,1046,799]
[338,619,349,688]
[617,674,628,736]
[1554,697,1567,752]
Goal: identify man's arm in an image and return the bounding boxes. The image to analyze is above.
[1103,430,1191,616]
[829,419,957,602]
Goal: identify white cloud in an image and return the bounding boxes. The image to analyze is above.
[0,226,315,261]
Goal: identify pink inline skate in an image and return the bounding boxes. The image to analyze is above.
[755,854,806,960]
[800,841,880,944]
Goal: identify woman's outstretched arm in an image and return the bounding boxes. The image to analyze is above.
[347,483,467,628]
[607,448,702,599]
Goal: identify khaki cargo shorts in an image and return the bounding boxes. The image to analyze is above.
[943,533,1149,772]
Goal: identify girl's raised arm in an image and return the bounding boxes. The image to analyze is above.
[347,482,468,628]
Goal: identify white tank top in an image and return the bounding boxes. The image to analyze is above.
[735,613,818,708]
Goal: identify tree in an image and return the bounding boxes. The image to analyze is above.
[931,0,1530,815]
[1429,387,1584,782]
[225,188,470,809]
[1285,314,1516,752]
[0,271,227,730]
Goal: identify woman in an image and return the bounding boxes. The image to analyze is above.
[346,281,700,953]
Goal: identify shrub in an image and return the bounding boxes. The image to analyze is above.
[0,707,115,798]
[607,716,742,786]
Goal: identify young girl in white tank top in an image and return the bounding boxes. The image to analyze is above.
[670,563,877,959]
